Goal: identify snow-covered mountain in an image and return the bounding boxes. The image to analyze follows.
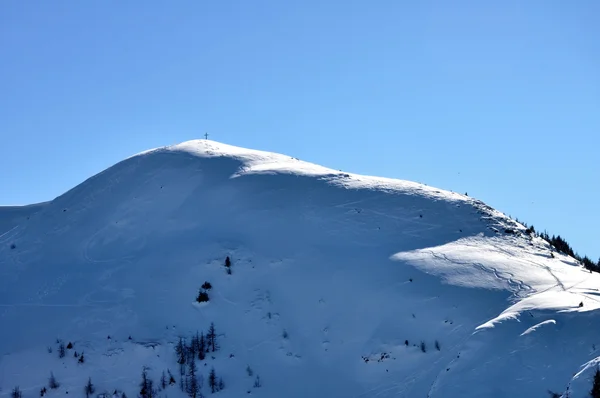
[1,139,599,398]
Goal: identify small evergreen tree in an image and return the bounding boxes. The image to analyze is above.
[168,369,176,385]
[176,337,187,380]
[198,333,206,360]
[40,387,47,397]
[420,341,427,353]
[591,366,600,398]
[160,371,167,390]
[201,282,212,290]
[218,378,224,391]
[253,375,261,388]
[196,291,209,303]
[246,365,253,377]
[188,335,197,363]
[58,342,66,358]
[225,256,231,268]
[84,377,95,398]
[207,323,217,352]
[11,387,22,398]
[78,352,85,363]
[208,368,217,393]
[48,372,60,389]
[435,340,441,351]
[139,366,154,398]
[187,360,200,398]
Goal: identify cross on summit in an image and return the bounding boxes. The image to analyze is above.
[204,132,209,140]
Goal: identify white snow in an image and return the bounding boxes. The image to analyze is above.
[0,139,598,398]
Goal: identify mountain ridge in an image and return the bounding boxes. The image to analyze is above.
[1,139,598,397]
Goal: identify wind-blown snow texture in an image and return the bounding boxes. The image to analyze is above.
[1,140,598,397]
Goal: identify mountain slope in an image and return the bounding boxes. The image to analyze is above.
[1,139,598,398]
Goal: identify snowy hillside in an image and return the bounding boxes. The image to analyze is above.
[1,139,599,398]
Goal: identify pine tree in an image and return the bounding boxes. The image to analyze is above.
[208,368,217,393]
[84,377,95,398]
[207,323,217,352]
[218,378,224,391]
[49,372,60,389]
[253,375,261,388]
[198,333,206,360]
[196,290,209,303]
[139,366,154,398]
[58,342,66,358]
[176,337,187,382]
[187,359,200,398]
[11,387,22,398]
[168,369,176,385]
[160,371,167,390]
[188,335,197,363]
[591,366,600,398]
[225,256,231,268]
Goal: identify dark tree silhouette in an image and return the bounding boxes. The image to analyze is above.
[48,372,60,389]
[201,282,212,290]
[253,375,262,388]
[176,337,187,380]
[591,366,600,398]
[11,387,22,398]
[208,368,217,393]
[84,377,95,398]
[139,366,154,398]
[58,342,66,358]
[160,371,167,390]
[198,333,206,360]
[225,256,231,268]
[196,291,209,303]
[207,323,217,352]
[187,359,202,398]
[168,369,176,385]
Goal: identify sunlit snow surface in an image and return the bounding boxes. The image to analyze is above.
[1,140,598,398]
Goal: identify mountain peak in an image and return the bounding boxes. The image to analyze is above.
[0,139,598,398]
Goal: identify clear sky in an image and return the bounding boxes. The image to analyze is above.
[1,1,598,260]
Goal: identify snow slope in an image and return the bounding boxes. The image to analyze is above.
[1,139,599,398]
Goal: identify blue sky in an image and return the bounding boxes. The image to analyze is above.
[1,1,598,259]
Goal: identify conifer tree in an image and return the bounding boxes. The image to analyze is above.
[84,377,95,398]
[11,387,22,398]
[48,372,60,389]
[198,333,206,360]
[187,359,201,398]
[139,366,154,398]
[58,342,66,358]
[160,371,167,390]
[208,368,217,393]
[207,323,217,352]
[591,366,600,398]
